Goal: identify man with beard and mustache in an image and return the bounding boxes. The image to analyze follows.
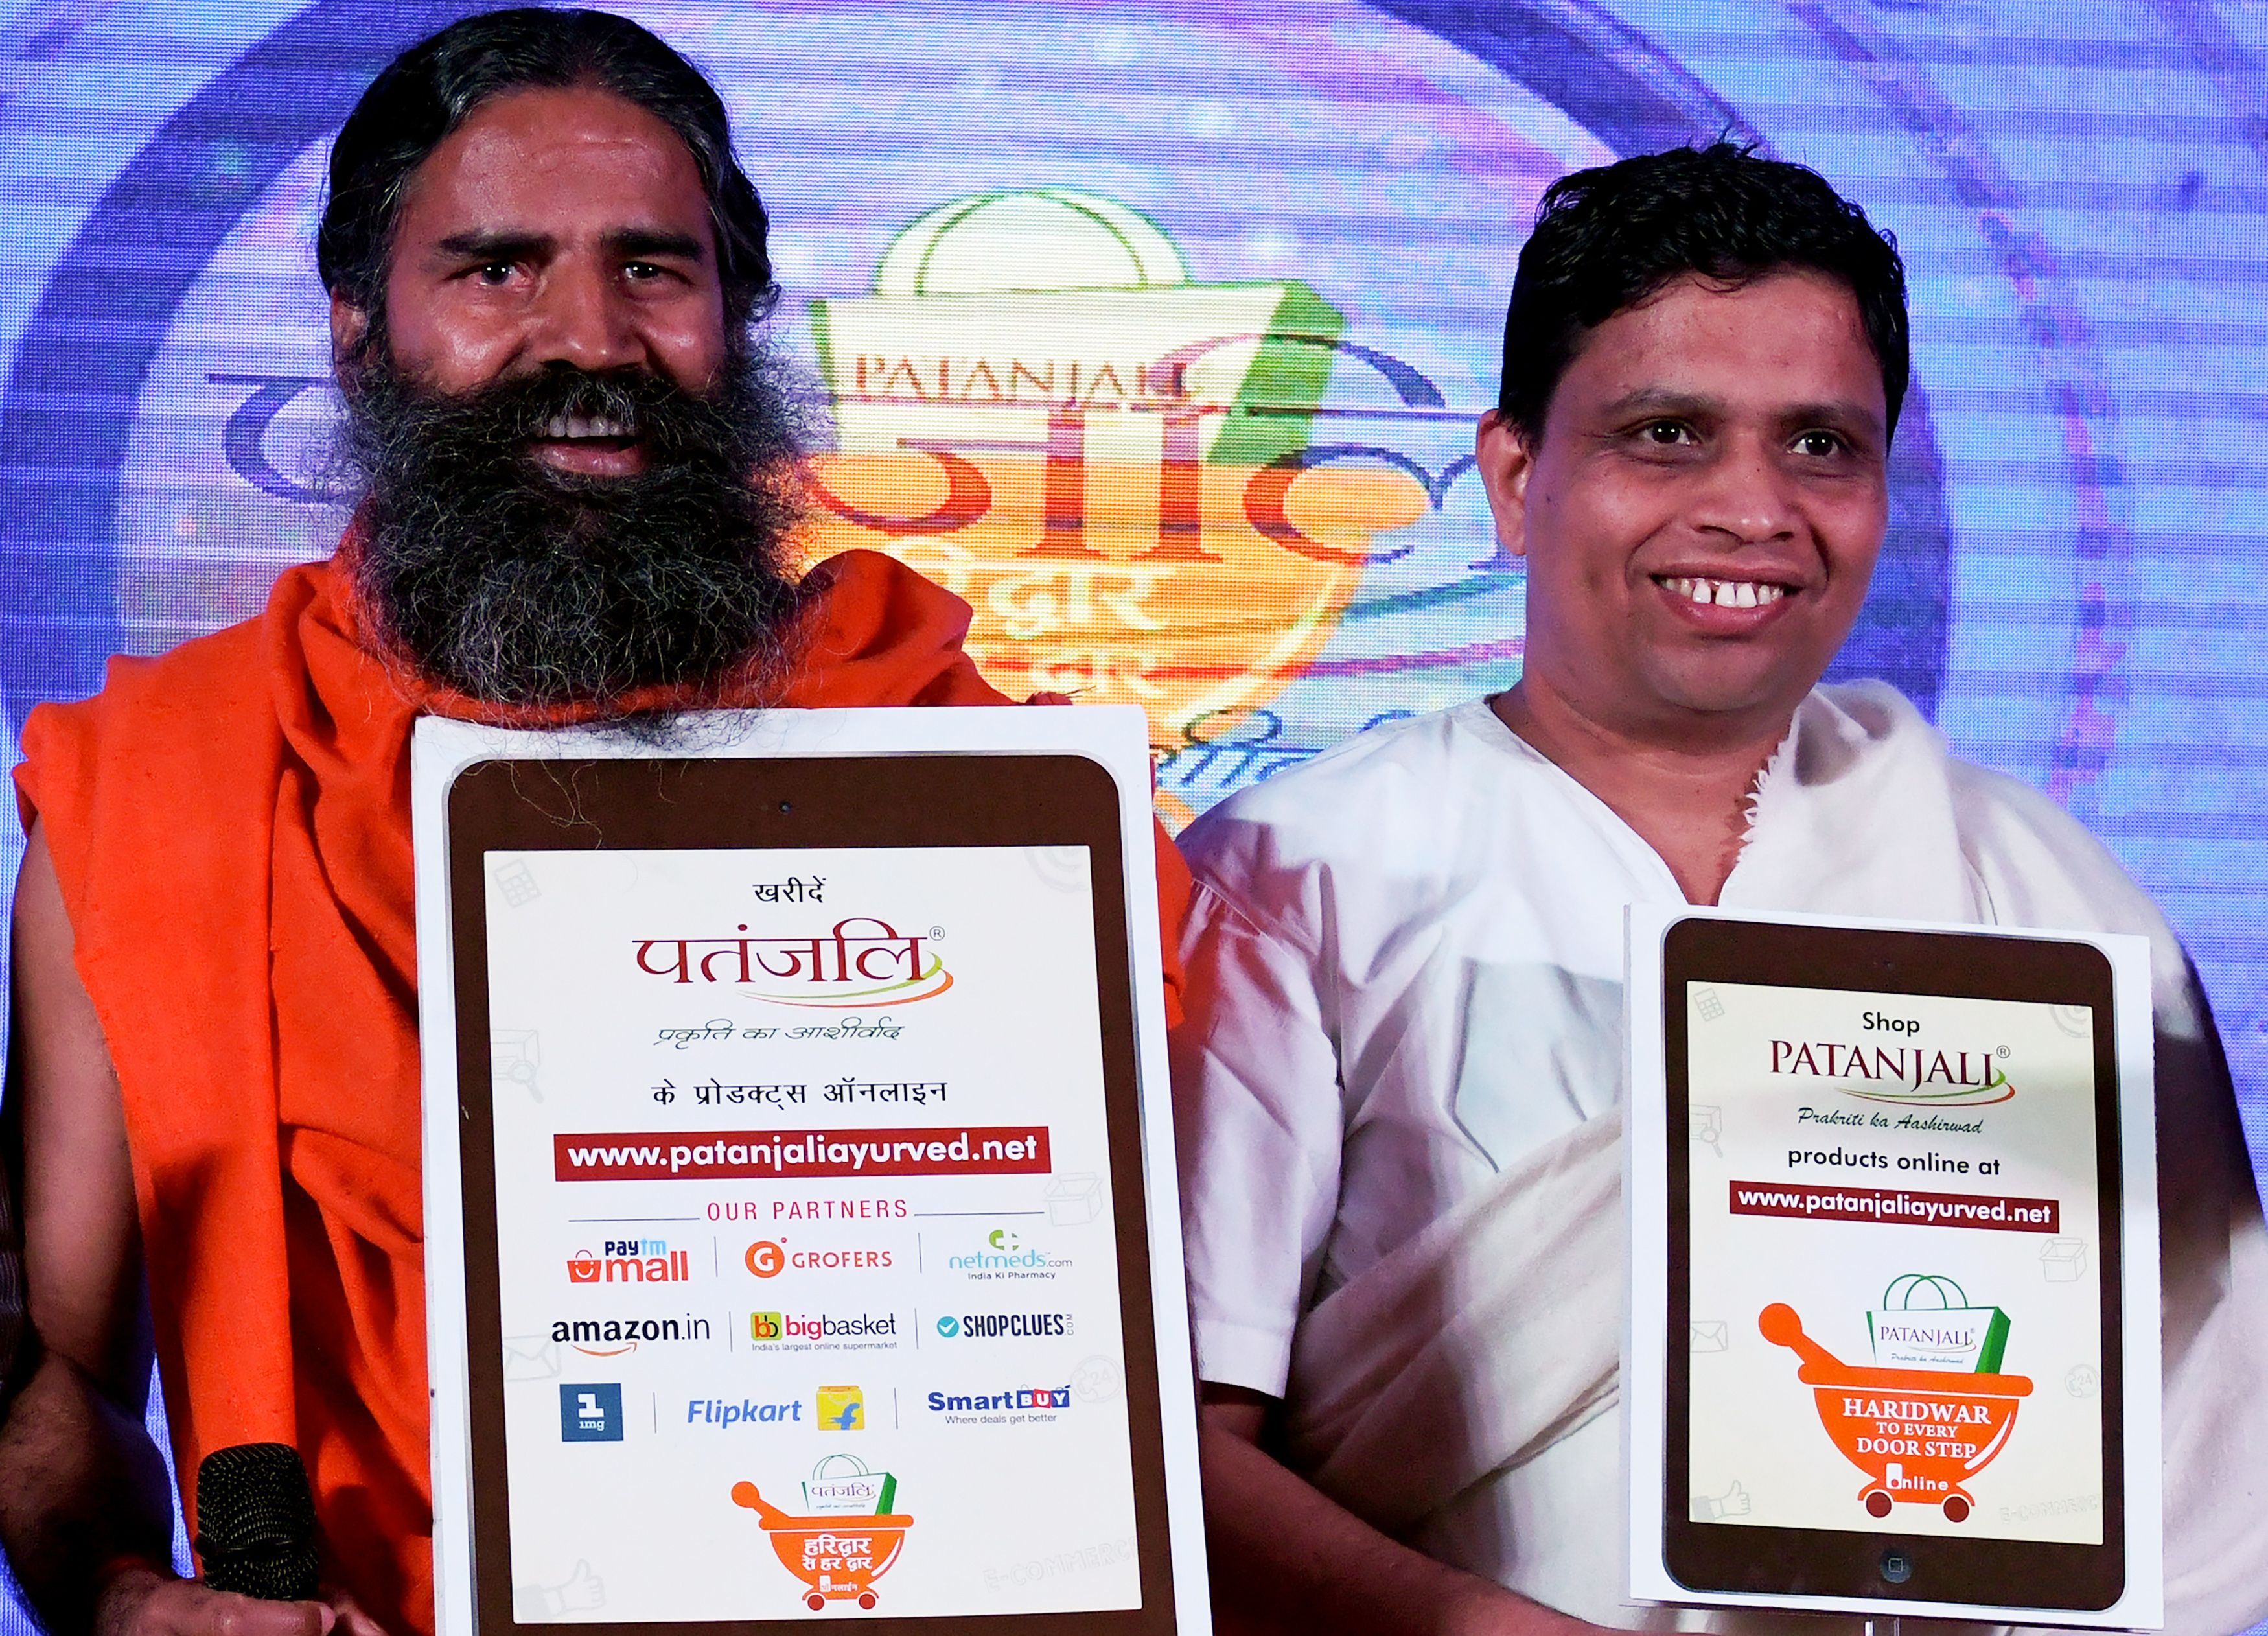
[0,11,1189,1636]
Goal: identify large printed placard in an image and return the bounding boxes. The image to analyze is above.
[489,843,1137,1618]
[412,707,1208,1635]
[1625,906,2162,1626]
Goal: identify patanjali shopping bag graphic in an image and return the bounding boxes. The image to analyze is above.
[1869,1274,2012,1372]
[1761,1300,2033,1523]
[734,1457,915,1613]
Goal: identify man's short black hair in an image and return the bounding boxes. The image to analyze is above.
[318,7,776,344]
[1498,143,1908,441]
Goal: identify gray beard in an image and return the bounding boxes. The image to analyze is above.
[335,338,811,714]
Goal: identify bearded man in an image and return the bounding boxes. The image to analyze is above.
[0,11,1186,1636]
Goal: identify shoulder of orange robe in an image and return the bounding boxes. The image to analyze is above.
[312,528,1194,1019]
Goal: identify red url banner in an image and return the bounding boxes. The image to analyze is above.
[1730,1179,2059,1233]
[556,1127,1050,1181]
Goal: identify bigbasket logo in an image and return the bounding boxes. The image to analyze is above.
[752,1310,901,1349]
[568,1246,692,1284]
[550,1313,713,1357]
[634,917,951,1007]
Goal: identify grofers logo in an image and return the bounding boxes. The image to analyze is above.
[947,1227,1063,1277]
[560,1383,624,1442]
[924,1383,1073,1420]
[936,1311,1076,1340]
[550,1313,713,1357]
[634,917,952,1007]
[752,1310,901,1347]
[746,1239,895,1278]
[569,1242,692,1283]
[1768,1031,2015,1110]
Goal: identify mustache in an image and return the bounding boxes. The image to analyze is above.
[334,345,814,712]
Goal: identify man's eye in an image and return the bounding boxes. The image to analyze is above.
[623,261,665,281]
[1792,429,1845,457]
[473,263,515,286]
[1639,421,1694,447]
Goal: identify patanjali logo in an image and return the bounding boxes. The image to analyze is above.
[634,917,951,1007]
[1768,1037,2014,1108]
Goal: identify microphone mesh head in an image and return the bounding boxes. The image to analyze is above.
[195,1443,318,1601]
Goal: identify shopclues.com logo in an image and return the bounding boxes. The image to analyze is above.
[555,1127,1050,1182]
[634,917,951,1007]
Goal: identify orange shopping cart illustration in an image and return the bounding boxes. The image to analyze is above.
[731,1481,916,1611]
[1759,1302,2033,1523]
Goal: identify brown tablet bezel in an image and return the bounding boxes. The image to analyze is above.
[446,753,1177,1635]
[1659,916,2127,1611]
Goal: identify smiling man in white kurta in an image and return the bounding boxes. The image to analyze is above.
[1173,145,2268,1636]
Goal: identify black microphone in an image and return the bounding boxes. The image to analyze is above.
[194,1443,319,1600]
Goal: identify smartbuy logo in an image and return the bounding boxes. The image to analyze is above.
[925,1383,1074,1423]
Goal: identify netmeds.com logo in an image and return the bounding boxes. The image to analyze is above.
[947,1227,1064,1274]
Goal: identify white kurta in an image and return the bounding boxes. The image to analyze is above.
[1172,682,2268,1635]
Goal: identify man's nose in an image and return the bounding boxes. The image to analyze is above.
[526,258,646,373]
[1692,432,1798,544]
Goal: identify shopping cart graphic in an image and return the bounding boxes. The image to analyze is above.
[1759,1303,2033,1524]
[731,1482,915,1611]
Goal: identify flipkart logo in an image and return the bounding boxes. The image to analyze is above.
[817,1385,866,1431]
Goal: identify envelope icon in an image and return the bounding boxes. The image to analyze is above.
[504,1333,561,1381]
[1689,1321,1730,1353]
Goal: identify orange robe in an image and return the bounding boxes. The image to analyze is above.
[14,544,1190,1633]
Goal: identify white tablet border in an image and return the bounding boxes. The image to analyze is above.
[412,706,1210,1635]
[1622,902,2163,1628]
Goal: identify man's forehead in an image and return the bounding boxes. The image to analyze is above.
[1566,270,1884,417]
[394,84,713,244]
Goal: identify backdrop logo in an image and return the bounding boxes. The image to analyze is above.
[804,187,1428,755]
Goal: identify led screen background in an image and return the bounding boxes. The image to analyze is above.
[0,0,2263,1614]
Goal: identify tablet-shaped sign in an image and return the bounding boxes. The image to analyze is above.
[412,707,1207,1635]
[1625,906,2161,1628]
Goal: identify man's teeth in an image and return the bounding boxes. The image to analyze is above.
[542,413,632,439]
[1664,576,1787,609]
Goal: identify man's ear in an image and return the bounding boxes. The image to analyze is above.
[329,290,371,371]
[1475,409,1536,559]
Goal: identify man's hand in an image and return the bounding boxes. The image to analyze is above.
[96,1568,391,1636]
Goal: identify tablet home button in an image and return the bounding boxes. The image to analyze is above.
[1880,1549,1914,1585]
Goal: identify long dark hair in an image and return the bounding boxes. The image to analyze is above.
[318,8,776,344]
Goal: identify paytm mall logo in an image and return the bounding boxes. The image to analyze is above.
[568,1243,691,1283]
[634,917,951,1008]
